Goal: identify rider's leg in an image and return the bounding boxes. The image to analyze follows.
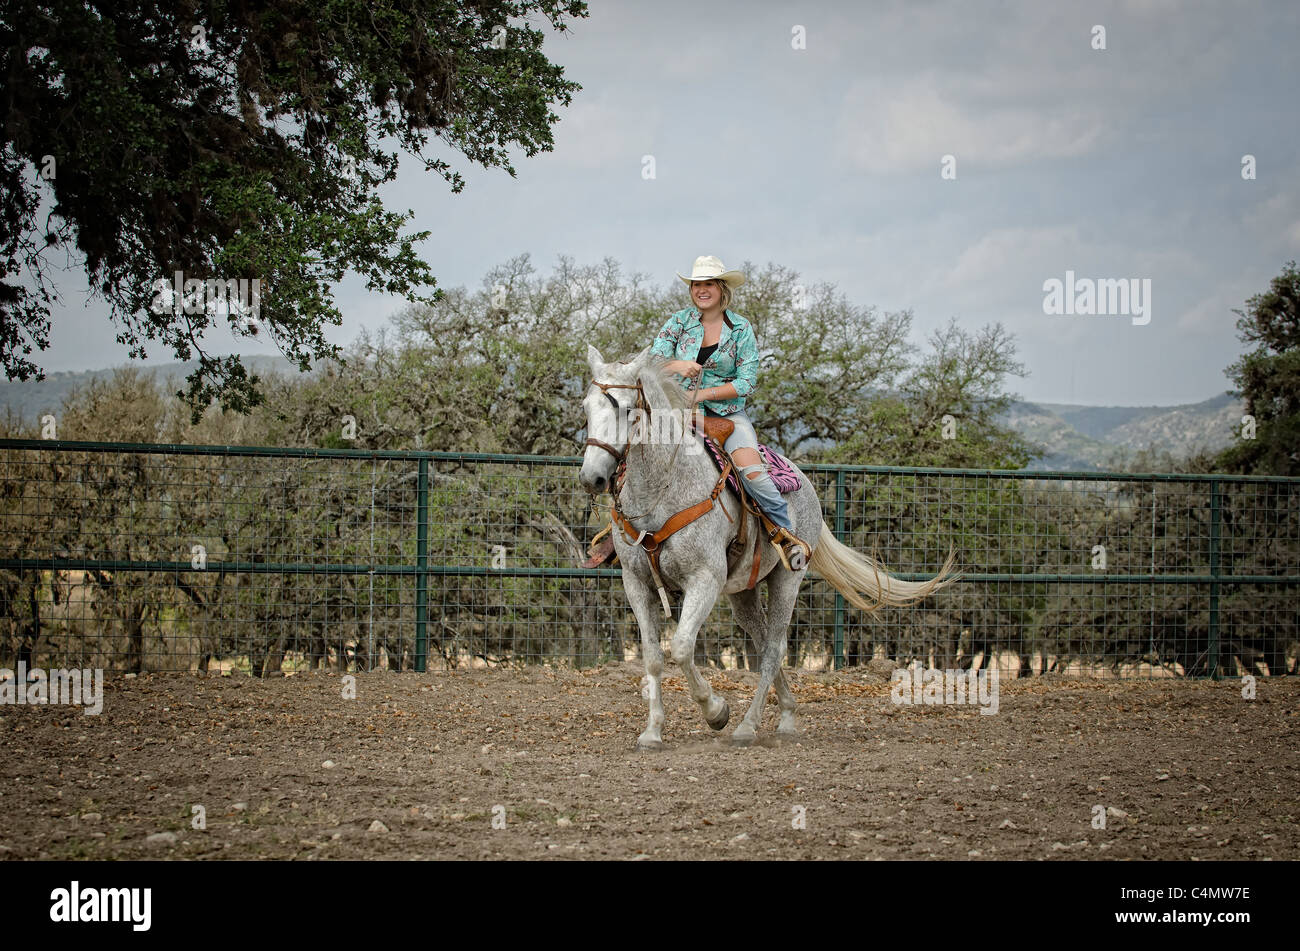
[736,463,794,531]
[723,415,794,530]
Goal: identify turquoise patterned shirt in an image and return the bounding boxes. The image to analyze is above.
[651,307,760,417]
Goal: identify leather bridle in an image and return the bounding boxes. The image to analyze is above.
[584,378,651,465]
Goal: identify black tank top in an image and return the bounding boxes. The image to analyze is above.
[695,342,720,415]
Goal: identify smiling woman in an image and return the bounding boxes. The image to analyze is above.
[651,255,811,568]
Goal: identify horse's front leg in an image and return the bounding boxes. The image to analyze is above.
[622,568,667,751]
[669,572,730,732]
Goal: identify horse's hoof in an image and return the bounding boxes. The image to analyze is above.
[730,730,756,748]
[637,738,663,752]
[705,700,730,731]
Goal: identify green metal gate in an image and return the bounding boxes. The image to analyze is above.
[2,439,1297,677]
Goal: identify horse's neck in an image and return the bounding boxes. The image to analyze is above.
[619,412,716,519]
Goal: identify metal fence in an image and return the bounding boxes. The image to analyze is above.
[2,438,1298,678]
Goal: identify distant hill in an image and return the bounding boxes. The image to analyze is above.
[1,359,1245,471]
[0,356,306,426]
[1003,392,1244,470]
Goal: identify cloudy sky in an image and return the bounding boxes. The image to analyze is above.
[36,0,1300,407]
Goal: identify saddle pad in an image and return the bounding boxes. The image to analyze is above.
[696,425,802,495]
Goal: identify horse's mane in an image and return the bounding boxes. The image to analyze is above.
[632,352,693,411]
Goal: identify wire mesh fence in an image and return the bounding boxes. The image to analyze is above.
[1,438,1297,677]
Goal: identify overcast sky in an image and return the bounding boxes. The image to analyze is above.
[34,0,1300,407]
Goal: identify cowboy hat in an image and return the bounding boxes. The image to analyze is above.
[677,255,746,289]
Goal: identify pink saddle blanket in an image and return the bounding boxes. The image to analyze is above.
[695,424,802,495]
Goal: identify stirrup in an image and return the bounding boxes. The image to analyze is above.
[582,520,618,568]
[768,526,811,571]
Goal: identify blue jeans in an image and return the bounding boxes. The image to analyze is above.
[713,411,794,533]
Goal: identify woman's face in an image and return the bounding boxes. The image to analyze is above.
[691,279,723,311]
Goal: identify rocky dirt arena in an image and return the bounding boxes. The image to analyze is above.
[1,663,1296,860]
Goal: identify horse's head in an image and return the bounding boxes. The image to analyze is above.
[580,345,652,494]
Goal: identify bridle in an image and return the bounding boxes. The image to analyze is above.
[584,378,651,465]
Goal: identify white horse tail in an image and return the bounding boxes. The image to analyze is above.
[808,523,959,613]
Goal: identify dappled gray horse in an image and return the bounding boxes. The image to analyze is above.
[580,347,956,749]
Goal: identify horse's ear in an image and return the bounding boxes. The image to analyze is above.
[587,344,604,373]
[629,346,652,370]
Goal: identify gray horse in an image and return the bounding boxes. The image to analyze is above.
[580,346,956,749]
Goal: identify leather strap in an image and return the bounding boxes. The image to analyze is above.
[611,455,733,581]
[609,433,769,590]
[747,517,763,589]
[586,378,652,466]
[584,437,623,462]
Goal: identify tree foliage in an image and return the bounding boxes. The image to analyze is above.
[257,255,1034,467]
[1216,260,1300,476]
[0,0,586,417]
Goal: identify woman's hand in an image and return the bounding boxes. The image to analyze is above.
[668,360,703,381]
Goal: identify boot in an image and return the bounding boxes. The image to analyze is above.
[768,524,812,571]
[735,461,810,570]
[582,520,618,568]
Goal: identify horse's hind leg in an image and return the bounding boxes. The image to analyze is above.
[773,667,798,736]
[726,586,771,746]
[734,627,783,746]
[770,569,805,736]
[734,570,803,745]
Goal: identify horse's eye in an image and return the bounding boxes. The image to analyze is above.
[605,393,619,411]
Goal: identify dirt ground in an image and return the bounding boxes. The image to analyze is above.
[1,663,1297,860]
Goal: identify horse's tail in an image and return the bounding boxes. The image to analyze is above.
[808,522,959,612]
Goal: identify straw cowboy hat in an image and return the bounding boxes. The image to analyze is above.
[677,255,746,289]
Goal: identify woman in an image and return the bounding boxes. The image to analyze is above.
[651,255,812,569]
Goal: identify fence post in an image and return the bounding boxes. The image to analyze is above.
[1208,478,1220,680]
[834,467,846,670]
[415,457,429,673]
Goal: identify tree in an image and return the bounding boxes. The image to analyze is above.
[736,263,1035,468]
[736,263,914,460]
[1216,261,1300,476]
[0,0,586,418]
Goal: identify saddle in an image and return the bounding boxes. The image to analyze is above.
[696,415,735,445]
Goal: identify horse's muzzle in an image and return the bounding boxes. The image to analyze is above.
[579,462,612,495]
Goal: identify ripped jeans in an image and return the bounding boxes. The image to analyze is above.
[713,410,794,533]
